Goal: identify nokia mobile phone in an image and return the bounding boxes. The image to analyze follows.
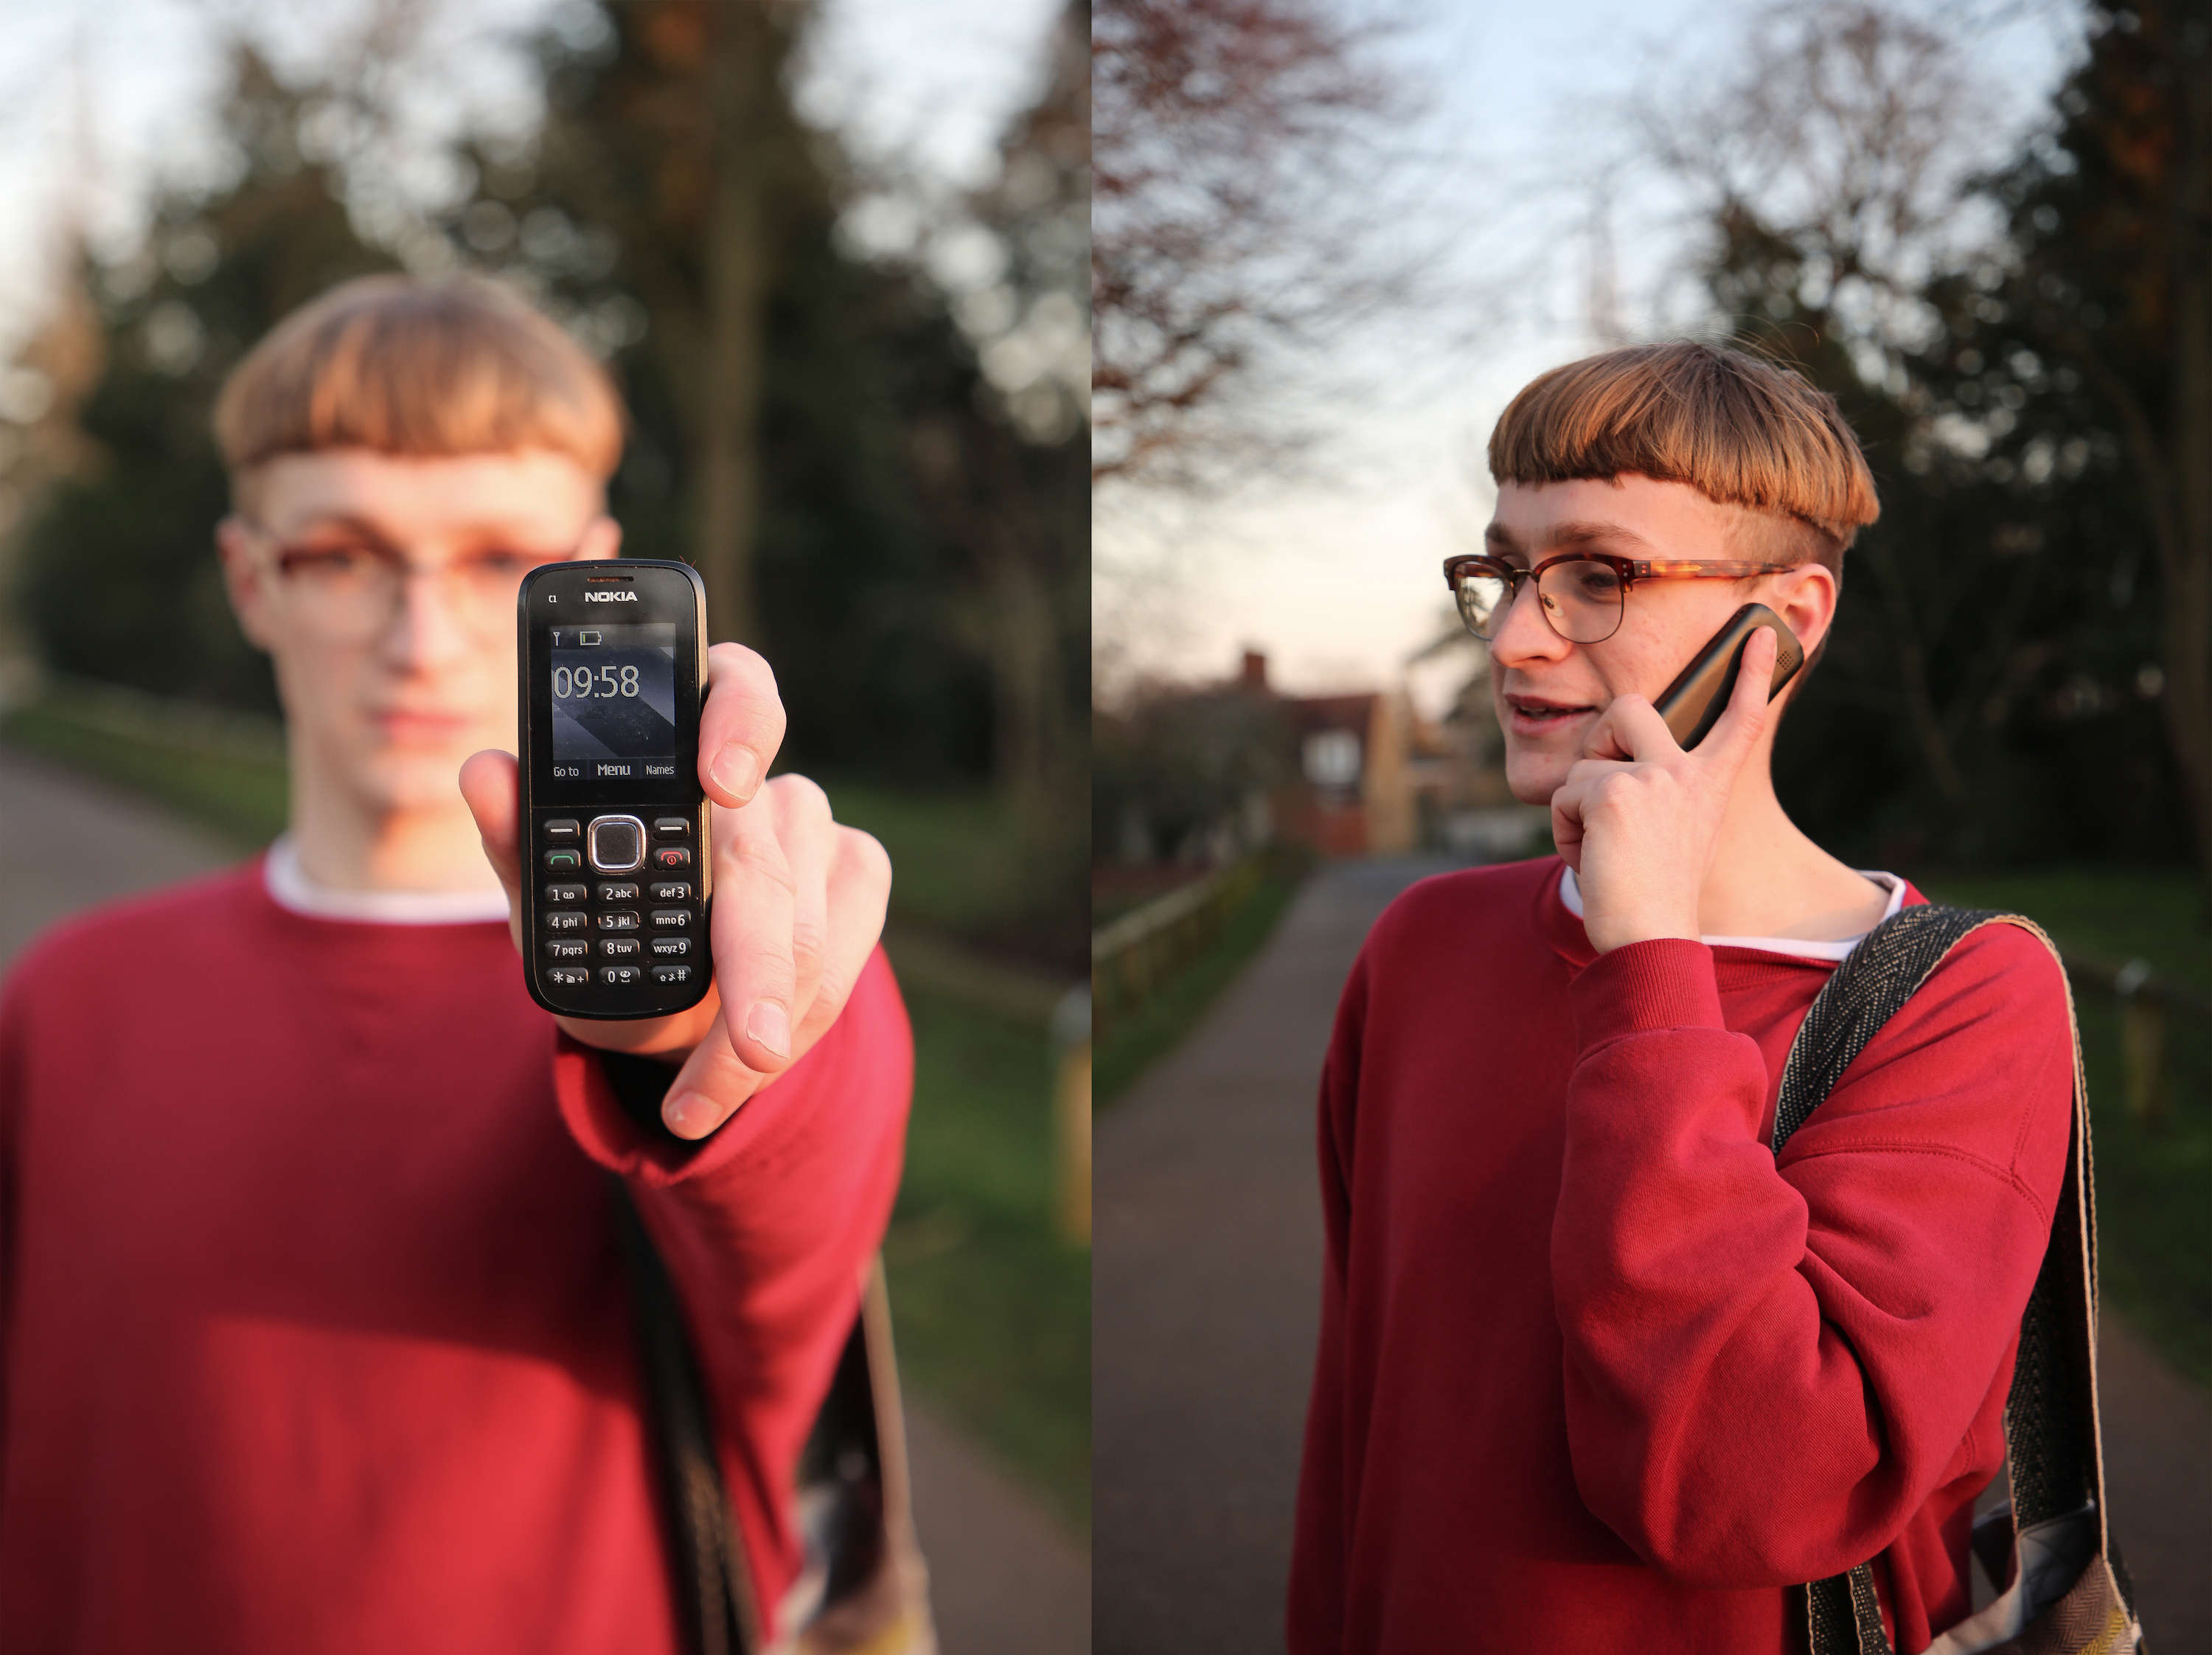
[517,559,712,1019]
[1652,603,1805,750]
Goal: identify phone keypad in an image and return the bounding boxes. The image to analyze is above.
[535,811,704,1001]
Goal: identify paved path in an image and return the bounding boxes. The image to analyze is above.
[0,742,1090,1655]
[1093,857,2210,1655]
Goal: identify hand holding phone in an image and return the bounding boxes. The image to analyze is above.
[462,619,897,1137]
[1652,603,1804,751]
[1550,614,1790,952]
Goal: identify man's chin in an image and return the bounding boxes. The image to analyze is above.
[352,746,485,814]
[1501,749,1570,808]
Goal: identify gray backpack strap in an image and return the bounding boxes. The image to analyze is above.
[1775,905,2132,1655]
[1771,903,2006,1156]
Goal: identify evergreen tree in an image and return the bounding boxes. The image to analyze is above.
[16,46,392,711]
[1682,4,2197,875]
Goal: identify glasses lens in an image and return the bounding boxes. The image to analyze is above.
[1536,559,1624,643]
[1453,567,1511,638]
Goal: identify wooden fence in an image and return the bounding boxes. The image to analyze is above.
[1091,858,1263,1040]
[2059,950,2211,1124]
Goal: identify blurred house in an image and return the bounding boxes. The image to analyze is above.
[1251,651,1506,859]
[1096,648,1523,872]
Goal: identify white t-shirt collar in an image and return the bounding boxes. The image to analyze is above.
[264,834,513,926]
[1557,864,1905,962]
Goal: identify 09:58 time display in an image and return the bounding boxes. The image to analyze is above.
[552,664,641,699]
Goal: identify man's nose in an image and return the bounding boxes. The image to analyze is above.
[380,569,474,669]
[1487,575,1570,669]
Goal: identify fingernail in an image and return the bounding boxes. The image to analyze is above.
[664,1093,717,1139]
[710,745,760,800]
[745,999,791,1060]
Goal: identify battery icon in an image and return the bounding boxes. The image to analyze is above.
[579,631,602,645]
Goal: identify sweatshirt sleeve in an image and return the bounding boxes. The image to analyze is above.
[1550,929,2072,1590]
[1287,946,1369,1654]
[552,945,913,1628]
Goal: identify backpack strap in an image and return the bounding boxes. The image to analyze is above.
[613,1175,764,1655]
[1773,906,2119,1655]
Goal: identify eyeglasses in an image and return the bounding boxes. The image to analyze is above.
[240,521,586,642]
[1441,551,1799,645]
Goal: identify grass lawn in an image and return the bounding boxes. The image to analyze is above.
[879,980,1090,1533]
[2,698,288,849]
[1916,867,2211,1388]
[1094,864,1308,1108]
[818,774,1081,969]
[4,684,1093,1522]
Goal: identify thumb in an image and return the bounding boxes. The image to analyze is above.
[458,749,525,949]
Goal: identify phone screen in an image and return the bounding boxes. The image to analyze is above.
[545,622,681,777]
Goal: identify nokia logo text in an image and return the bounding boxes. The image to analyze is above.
[583,590,639,603]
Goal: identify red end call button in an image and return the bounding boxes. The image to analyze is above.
[653,847,692,870]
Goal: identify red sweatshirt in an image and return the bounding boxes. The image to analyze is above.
[0,860,909,1651]
[1288,857,2073,1654]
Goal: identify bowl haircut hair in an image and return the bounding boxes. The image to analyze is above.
[1488,341,1880,577]
[1488,341,1881,681]
[212,275,627,500]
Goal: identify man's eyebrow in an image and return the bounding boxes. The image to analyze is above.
[1483,518,1658,559]
[279,512,399,546]
[279,512,564,550]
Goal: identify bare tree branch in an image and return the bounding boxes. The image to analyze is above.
[1091,0,1425,490]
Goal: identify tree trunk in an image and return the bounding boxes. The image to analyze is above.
[977,518,1062,822]
[1863,537,1970,813]
[696,0,771,647]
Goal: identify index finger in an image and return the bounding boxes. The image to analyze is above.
[1582,694,1679,764]
[697,642,787,808]
[1700,622,1781,769]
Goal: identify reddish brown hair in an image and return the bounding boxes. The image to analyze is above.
[213,275,625,484]
[1488,341,1879,569]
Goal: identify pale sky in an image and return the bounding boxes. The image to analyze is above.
[0,0,1063,352]
[1095,0,2085,716]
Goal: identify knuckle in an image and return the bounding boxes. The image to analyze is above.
[840,827,892,890]
[726,835,799,896]
[790,915,829,974]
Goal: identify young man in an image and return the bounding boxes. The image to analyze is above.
[0,277,905,1650]
[1287,343,2074,1654]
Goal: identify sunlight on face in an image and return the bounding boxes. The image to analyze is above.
[222,449,616,819]
[1482,476,1832,806]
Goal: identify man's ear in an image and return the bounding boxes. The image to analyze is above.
[215,516,278,653]
[1770,561,1838,664]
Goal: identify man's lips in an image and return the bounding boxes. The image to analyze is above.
[1503,694,1598,733]
[370,709,478,743]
